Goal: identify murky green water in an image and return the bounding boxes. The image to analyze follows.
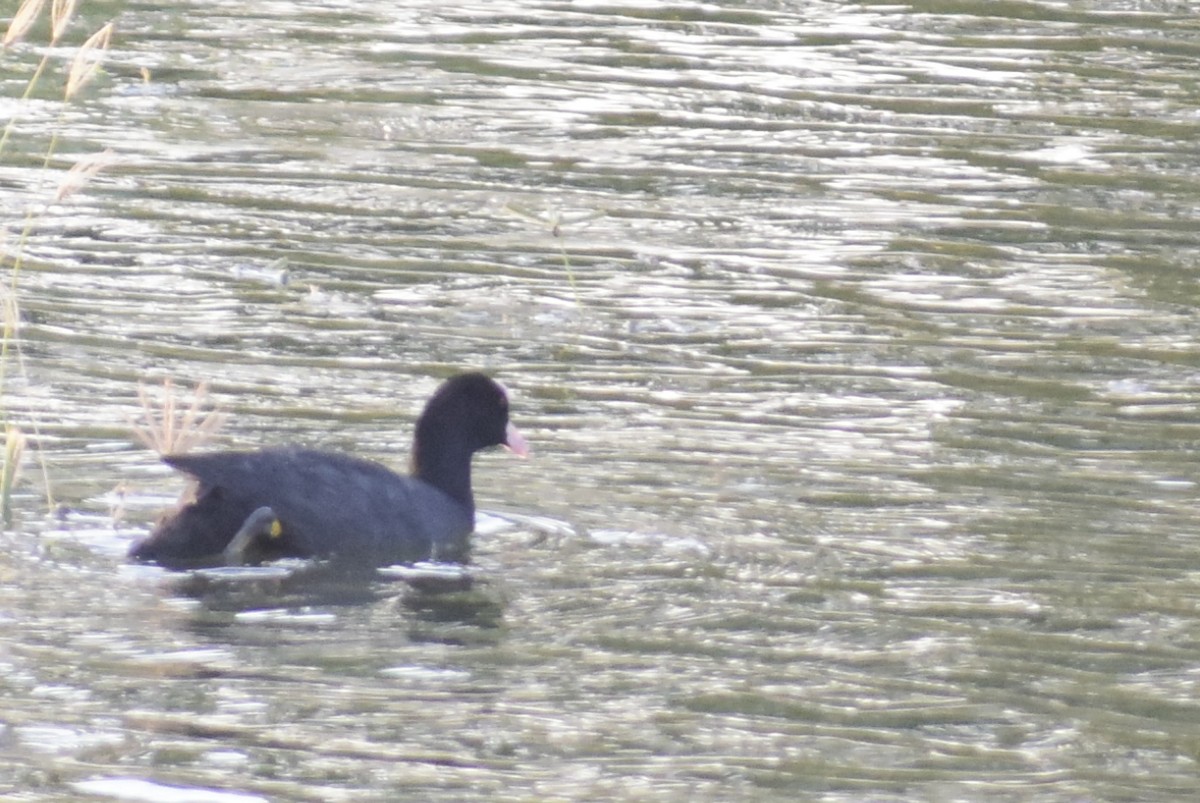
[1,0,1199,800]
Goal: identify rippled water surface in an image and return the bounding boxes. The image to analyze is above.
[2,0,1200,800]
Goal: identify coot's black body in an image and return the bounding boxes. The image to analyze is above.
[129,373,527,570]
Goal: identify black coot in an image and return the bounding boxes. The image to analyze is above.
[129,372,528,569]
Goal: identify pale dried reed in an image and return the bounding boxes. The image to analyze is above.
[2,0,47,48]
[131,380,227,456]
[50,0,79,45]
[64,21,113,100]
[55,147,115,202]
[0,425,26,525]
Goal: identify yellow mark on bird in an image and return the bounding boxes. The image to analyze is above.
[269,520,283,539]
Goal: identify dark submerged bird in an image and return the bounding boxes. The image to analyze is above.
[129,372,528,570]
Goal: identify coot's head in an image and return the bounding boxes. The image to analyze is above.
[413,373,528,471]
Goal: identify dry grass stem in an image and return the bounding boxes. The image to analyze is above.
[1,426,27,525]
[3,426,25,483]
[108,481,126,527]
[0,286,19,343]
[50,0,78,44]
[501,203,581,305]
[55,147,115,202]
[132,379,227,456]
[3,0,47,48]
[0,5,118,522]
[64,21,113,100]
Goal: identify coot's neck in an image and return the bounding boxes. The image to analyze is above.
[410,426,475,513]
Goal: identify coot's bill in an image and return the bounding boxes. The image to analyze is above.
[129,372,527,569]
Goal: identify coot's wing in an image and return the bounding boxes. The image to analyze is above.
[164,450,275,489]
[164,447,473,563]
